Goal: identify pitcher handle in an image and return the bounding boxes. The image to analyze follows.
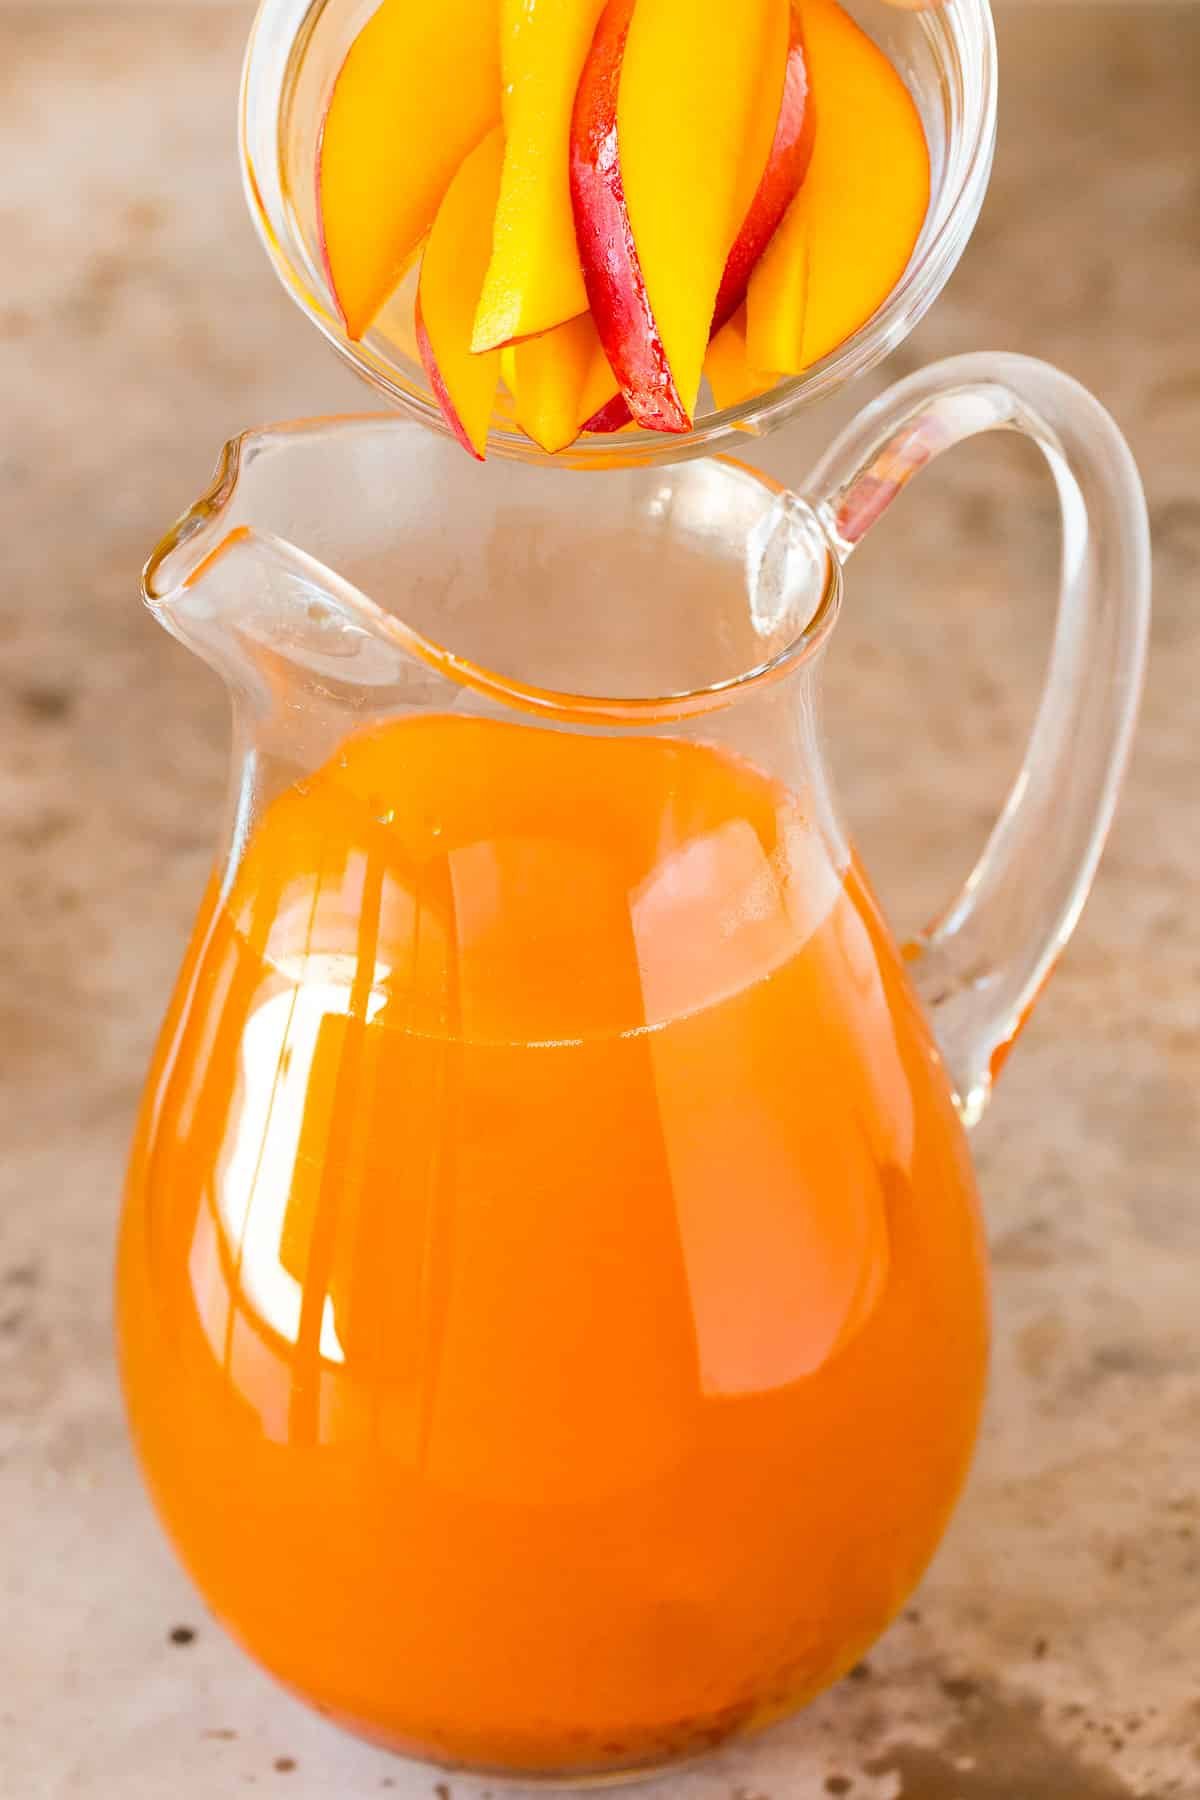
[803,353,1151,1126]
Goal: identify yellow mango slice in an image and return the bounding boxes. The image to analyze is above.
[705,308,779,413]
[508,314,610,454]
[318,0,502,340]
[500,315,618,448]
[415,129,506,461]
[746,0,929,374]
[617,0,789,424]
[746,202,811,371]
[578,334,622,426]
[473,0,609,351]
[729,11,796,261]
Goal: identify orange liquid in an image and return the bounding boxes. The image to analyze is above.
[118,715,988,1777]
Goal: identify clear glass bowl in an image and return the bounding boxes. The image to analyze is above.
[240,0,997,467]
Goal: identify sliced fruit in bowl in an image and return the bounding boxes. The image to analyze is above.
[318,0,930,460]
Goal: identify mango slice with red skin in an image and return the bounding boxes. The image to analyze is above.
[747,0,929,374]
[416,129,506,461]
[571,0,788,433]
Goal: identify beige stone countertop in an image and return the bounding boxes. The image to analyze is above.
[1,4,1198,1797]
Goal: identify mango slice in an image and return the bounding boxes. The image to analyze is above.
[505,317,623,448]
[318,0,502,340]
[416,129,506,461]
[473,0,610,352]
[508,313,610,454]
[618,0,787,424]
[747,0,929,374]
[578,333,623,428]
[570,0,673,431]
[582,393,634,435]
[714,3,814,333]
[322,0,930,457]
[575,4,808,439]
[572,0,788,433]
[705,307,779,414]
[746,206,812,372]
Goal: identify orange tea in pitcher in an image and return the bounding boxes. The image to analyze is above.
[119,330,1149,1776]
[119,712,988,1776]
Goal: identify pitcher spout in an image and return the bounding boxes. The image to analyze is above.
[143,426,444,725]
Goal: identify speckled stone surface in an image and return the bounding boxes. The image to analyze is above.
[1,5,1198,1797]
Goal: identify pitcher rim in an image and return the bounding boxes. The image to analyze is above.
[142,415,844,727]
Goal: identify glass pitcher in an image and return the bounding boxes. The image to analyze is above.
[117,354,1149,1782]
